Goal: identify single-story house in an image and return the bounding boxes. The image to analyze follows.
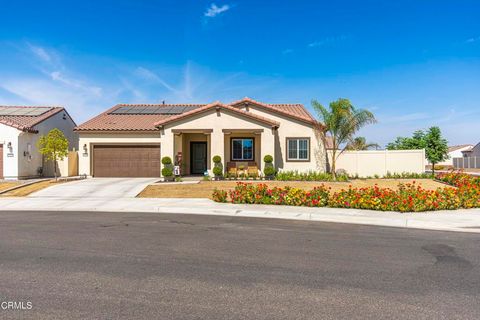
[0,106,78,179]
[75,97,326,177]
[436,144,473,167]
[461,142,479,158]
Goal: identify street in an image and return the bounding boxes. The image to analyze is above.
[0,210,479,319]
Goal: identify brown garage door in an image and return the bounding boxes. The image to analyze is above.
[93,145,160,177]
[0,144,3,179]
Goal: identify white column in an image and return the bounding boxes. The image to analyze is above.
[160,128,175,177]
[260,128,275,171]
[210,129,225,175]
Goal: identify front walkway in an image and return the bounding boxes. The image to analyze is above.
[1,193,480,233]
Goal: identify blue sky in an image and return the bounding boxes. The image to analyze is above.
[0,0,479,146]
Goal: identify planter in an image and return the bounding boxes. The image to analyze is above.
[163,176,175,182]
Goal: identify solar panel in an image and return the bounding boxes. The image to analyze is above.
[0,107,52,116]
[109,105,202,115]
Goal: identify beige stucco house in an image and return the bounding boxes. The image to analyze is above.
[75,98,326,177]
[0,106,78,179]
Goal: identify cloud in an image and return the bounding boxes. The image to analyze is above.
[466,36,480,43]
[282,49,294,55]
[204,3,230,18]
[308,35,348,48]
[27,43,52,62]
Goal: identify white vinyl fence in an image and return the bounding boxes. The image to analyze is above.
[453,157,480,169]
[329,149,426,177]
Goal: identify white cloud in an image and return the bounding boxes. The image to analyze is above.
[27,43,52,62]
[204,3,230,18]
[466,36,480,43]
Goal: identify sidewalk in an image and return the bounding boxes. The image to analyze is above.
[1,196,480,233]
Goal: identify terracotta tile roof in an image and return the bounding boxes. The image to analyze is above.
[448,144,473,153]
[75,98,321,132]
[75,104,206,131]
[153,102,280,128]
[0,106,66,133]
[229,97,318,125]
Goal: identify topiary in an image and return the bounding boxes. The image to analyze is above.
[263,154,273,163]
[212,155,222,164]
[161,156,172,165]
[162,167,173,177]
[213,166,223,177]
[263,166,275,177]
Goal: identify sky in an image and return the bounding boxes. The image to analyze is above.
[0,0,479,146]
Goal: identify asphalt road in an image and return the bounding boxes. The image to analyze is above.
[0,211,479,319]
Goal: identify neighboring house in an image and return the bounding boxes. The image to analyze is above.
[461,142,480,158]
[0,106,77,179]
[75,97,325,177]
[437,144,473,166]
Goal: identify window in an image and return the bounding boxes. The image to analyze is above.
[231,138,254,161]
[287,138,309,161]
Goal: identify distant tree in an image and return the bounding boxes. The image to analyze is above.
[313,98,377,180]
[424,126,449,175]
[386,130,426,150]
[346,137,380,150]
[37,128,69,181]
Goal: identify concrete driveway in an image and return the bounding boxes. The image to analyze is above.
[29,178,158,198]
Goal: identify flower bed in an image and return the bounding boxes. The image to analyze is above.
[212,172,480,212]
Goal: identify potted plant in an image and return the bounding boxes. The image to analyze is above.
[212,155,224,181]
[263,155,275,180]
[162,156,174,182]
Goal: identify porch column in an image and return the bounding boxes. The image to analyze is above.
[160,128,175,177]
[210,129,225,175]
[260,127,276,171]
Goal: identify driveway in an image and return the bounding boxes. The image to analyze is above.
[29,178,158,198]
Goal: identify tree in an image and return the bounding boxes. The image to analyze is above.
[313,98,377,179]
[386,130,426,150]
[346,137,380,150]
[37,128,69,181]
[424,126,449,175]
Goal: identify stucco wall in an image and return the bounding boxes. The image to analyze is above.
[236,104,326,172]
[161,108,275,176]
[0,124,21,179]
[16,110,77,178]
[330,149,426,177]
[78,132,161,176]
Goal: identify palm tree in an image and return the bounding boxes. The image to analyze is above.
[312,98,377,179]
[346,137,380,150]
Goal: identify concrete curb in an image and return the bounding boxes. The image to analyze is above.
[1,197,480,233]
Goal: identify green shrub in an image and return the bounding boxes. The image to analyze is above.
[263,155,273,163]
[161,156,172,165]
[213,166,223,177]
[162,167,173,177]
[213,155,222,163]
[275,170,348,182]
[263,166,275,177]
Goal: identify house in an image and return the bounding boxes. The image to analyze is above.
[75,97,325,177]
[461,142,479,158]
[436,144,473,167]
[0,106,78,179]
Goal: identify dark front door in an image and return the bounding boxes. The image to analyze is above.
[190,142,207,174]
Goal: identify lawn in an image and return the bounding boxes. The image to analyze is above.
[0,180,66,197]
[0,181,21,192]
[137,179,448,199]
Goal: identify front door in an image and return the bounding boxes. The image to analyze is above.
[190,142,207,174]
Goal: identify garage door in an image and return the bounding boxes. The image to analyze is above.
[93,145,160,177]
[0,144,3,179]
